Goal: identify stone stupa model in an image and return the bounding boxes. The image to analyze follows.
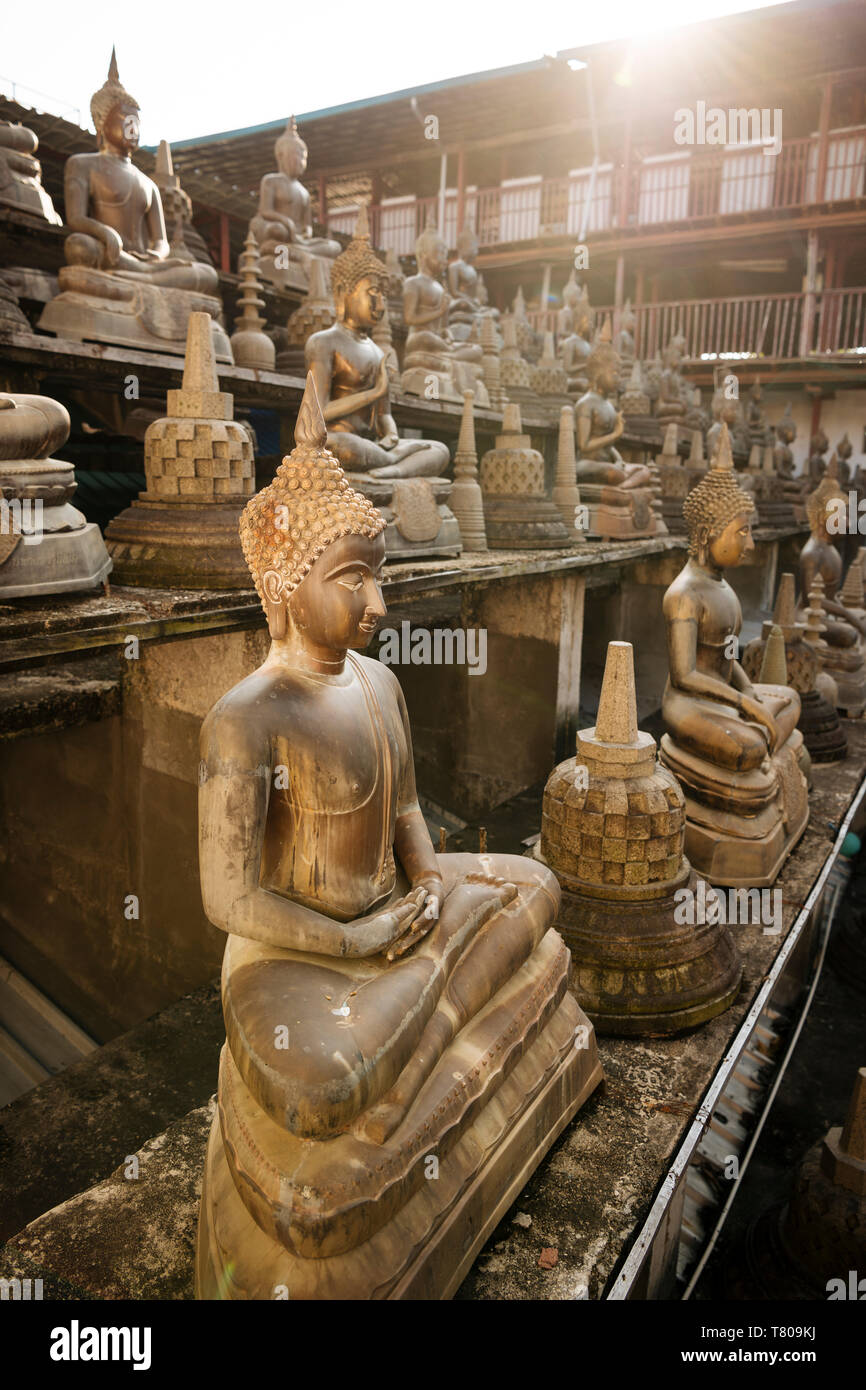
[0,392,111,597]
[105,312,255,587]
[536,640,742,1035]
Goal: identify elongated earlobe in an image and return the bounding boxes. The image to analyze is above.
[262,569,287,639]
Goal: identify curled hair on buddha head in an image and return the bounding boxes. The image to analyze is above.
[585,315,620,385]
[91,48,139,138]
[330,204,388,311]
[682,423,755,557]
[239,372,385,611]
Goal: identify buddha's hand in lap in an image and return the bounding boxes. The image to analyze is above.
[740,692,779,753]
[100,226,123,269]
[386,875,517,962]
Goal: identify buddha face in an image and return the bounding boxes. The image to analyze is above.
[706,512,754,569]
[102,101,140,155]
[417,234,447,277]
[591,357,619,397]
[340,273,386,330]
[274,532,387,653]
[277,137,307,179]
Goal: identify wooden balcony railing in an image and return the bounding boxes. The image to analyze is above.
[525,287,866,361]
[332,126,866,256]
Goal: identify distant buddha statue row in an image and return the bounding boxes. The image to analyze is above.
[446,224,498,344]
[39,51,230,359]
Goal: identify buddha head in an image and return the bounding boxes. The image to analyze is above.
[331,205,388,330]
[620,298,635,336]
[457,224,479,262]
[805,472,846,542]
[91,49,140,154]
[585,317,621,397]
[561,272,580,311]
[275,117,308,179]
[663,332,686,370]
[683,424,756,569]
[838,431,853,463]
[810,427,829,457]
[240,375,386,647]
[415,221,447,277]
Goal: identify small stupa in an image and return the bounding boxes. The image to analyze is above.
[105,311,255,587]
[619,358,650,417]
[479,403,571,549]
[536,640,742,1035]
[231,232,276,371]
[656,422,689,533]
[530,331,570,406]
[743,573,847,762]
[498,315,534,404]
[552,405,585,541]
[0,392,112,597]
[480,314,507,411]
[448,392,487,552]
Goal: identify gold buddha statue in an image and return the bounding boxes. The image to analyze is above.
[195,376,602,1299]
[401,221,487,405]
[248,117,342,293]
[658,424,809,886]
[39,51,230,359]
[574,318,659,540]
[304,207,460,558]
[0,120,61,223]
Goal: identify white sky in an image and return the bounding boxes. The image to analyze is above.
[3,0,794,146]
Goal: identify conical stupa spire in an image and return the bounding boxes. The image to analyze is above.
[503,402,522,435]
[595,641,639,746]
[108,45,119,83]
[552,405,583,534]
[155,139,175,181]
[748,443,762,472]
[355,203,370,241]
[763,444,775,474]
[840,1067,866,1161]
[773,573,797,627]
[662,423,679,461]
[450,392,487,552]
[689,430,705,466]
[759,625,788,685]
[182,312,219,394]
[295,372,328,450]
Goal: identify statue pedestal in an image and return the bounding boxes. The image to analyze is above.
[0,449,111,599]
[659,725,809,888]
[357,476,462,560]
[400,366,463,406]
[578,483,661,540]
[104,500,252,589]
[39,267,233,362]
[195,925,602,1300]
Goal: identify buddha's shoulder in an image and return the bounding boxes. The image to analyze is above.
[201,667,318,746]
[66,151,99,174]
[349,652,404,703]
[663,567,711,615]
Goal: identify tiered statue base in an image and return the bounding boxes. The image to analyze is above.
[104,500,252,588]
[0,522,111,597]
[577,484,661,541]
[659,727,809,888]
[399,367,489,410]
[360,477,462,560]
[39,267,233,361]
[534,855,742,1035]
[196,924,602,1300]
[481,496,571,549]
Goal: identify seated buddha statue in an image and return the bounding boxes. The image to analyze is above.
[573,319,659,540]
[401,221,487,405]
[559,286,594,396]
[797,469,866,715]
[249,117,341,293]
[305,207,460,558]
[808,427,830,484]
[194,376,602,1300]
[658,423,809,886]
[446,224,496,343]
[556,271,580,342]
[39,52,230,359]
[615,298,636,387]
[0,120,61,223]
[654,333,688,423]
